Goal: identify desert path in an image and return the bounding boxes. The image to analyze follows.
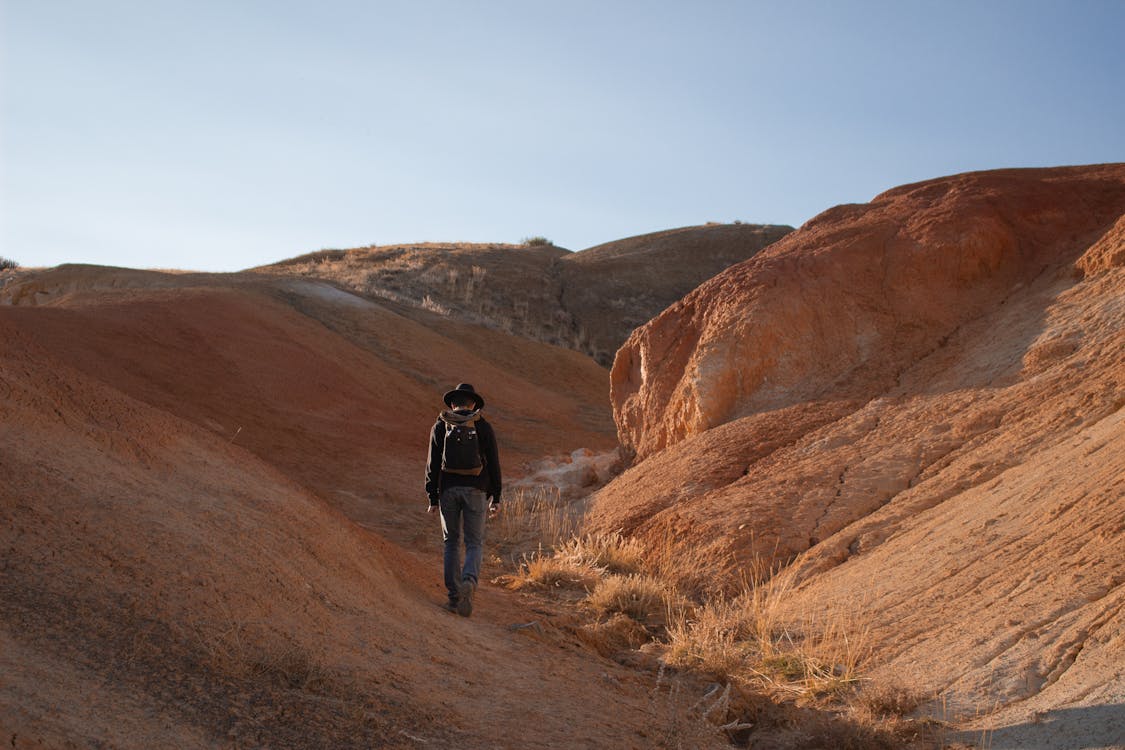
[0,269,676,749]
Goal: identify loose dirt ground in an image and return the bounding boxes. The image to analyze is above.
[1,269,695,749]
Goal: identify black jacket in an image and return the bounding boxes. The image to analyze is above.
[425,410,502,504]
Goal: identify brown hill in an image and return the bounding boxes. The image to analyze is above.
[255,223,792,366]
[0,267,668,748]
[589,164,1125,734]
[558,224,793,365]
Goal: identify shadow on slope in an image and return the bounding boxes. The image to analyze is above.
[957,703,1125,750]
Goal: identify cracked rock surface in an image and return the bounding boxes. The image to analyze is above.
[591,164,1125,734]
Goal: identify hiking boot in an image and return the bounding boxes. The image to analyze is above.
[457,578,475,617]
[441,599,458,613]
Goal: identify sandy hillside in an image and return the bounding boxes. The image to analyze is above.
[255,223,791,366]
[0,267,676,749]
[589,164,1125,745]
[6,166,1124,749]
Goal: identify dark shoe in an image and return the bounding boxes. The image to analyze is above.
[457,578,475,617]
[442,599,458,613]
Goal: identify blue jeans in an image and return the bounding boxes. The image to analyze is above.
[439,486,487,600]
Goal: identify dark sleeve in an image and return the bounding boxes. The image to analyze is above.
[482,420,501,501]
[424,421,443,502]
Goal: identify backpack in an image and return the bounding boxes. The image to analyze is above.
[441,414,484,476]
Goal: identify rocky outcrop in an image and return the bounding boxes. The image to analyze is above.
[258,242,575,348]
[1077,212,1125,275]
[558,223,793,364]
[256,223,793,366]
[610,165,1125,461]
[589,164,1125,720]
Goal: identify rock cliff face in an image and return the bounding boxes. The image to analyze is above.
[1077,212,1125,275]
[610,165,1125,460]
[590,164,1125,720]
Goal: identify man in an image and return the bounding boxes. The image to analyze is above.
[425,383,501,616]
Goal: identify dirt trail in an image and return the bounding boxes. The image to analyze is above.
[0,268,683,749]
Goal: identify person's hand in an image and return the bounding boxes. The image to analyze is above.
[427,502,438,514]
[488,499,499,515]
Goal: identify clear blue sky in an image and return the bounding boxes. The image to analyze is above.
[3,1,1123,271]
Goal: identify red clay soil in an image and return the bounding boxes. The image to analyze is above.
[590,164,1125,743]
[6,165,1124,748]
[0,269,677,749]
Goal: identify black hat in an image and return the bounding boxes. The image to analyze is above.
[443,383,484,410]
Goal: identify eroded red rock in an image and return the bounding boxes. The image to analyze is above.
[610,165,1125,461]
[592,164,1125,722]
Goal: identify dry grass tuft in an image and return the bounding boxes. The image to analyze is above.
[495,506,654,600]
[252,642,332,690]
[854,681,928,719]
[187,610,331,690]
[487,504,944,747]
[489,486,580,561]
[587,574,686,626]
[642,530,744,600]
[665,598,752,681]
[557,532,646,575]
[419,294,449,315]
[510,553,600,591]
[645,667,752,749]
[664,565,871,699]
[577,613,651,657]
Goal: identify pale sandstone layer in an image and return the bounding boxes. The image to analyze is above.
[591,165,1125,727]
